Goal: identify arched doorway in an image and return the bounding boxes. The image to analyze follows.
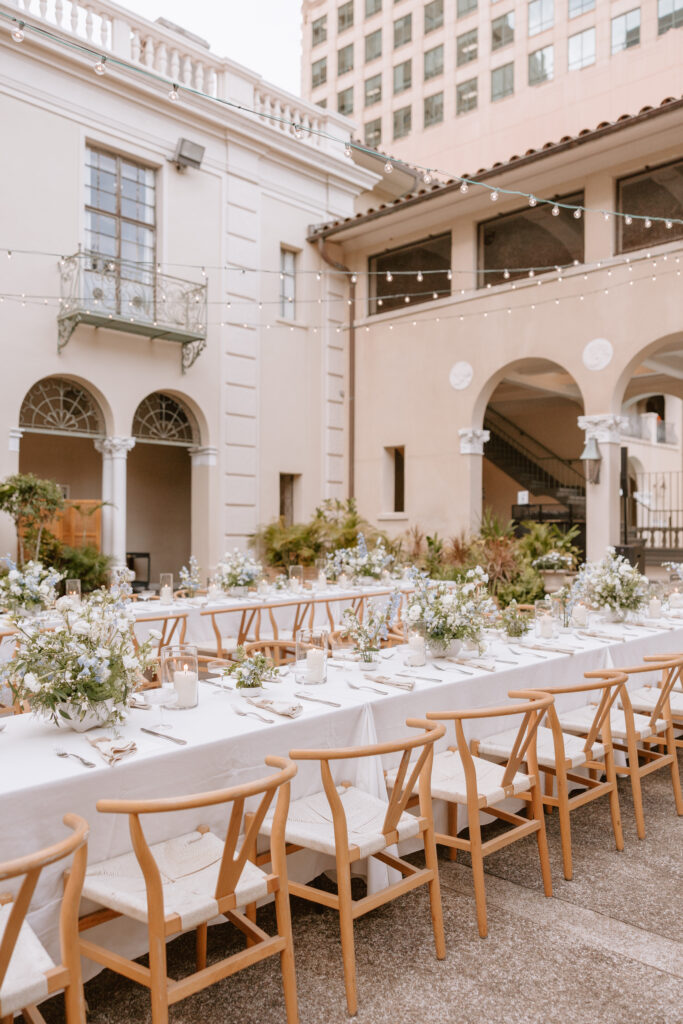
[18,377,106,548]
[479,359,586,547]
[127,393,198,584]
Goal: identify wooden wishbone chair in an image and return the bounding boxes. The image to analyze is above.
[474,674,627,881]
[132,611,188,655]
[243,639,296,665]
[624,651,683,751]
[0,814,89,1024]
[249,719,446,1016]
[78,756,299,1024]
[572,657,683,838]
[407,691,554,939]
[261,599,315,642]
[198,605,262,658]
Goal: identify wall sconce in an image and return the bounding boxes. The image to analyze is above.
[580,435,602,485]
[171,138,205,171]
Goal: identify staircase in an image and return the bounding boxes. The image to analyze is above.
[483,408,586,514]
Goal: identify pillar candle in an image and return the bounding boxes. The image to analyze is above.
[173,665,198,708]
[648,596,662,619]
[670,590,683,609]
[539,613,554,639]
[159,585,173,605]
[305,648,325,684]
[406,635,426,667]
[571,602,588,628]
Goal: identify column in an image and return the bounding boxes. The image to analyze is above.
[458,428,490,533]
[578,415,625,561]
[95,437,135,567]
[189,446,218,573]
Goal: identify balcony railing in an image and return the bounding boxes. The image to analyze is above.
[57,251,207,371]
[620,412,678,446]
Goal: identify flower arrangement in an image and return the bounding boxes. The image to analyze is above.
[215,549,262,589]
[325,533,394,581]
[0,557,64,616]
[341,592,401,662]
[406,567,496,649]
[532,551,574,572]
[178,555,201,594]
[572,547,648,615]
[225,646,278,689]
[3,588,157,728]
[499,599,531,638]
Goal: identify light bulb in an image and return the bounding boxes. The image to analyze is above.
[503,269,510,280]
[404,295,410,303]
[551,205,559,216]
[490,190,499,202]
[11,22,25,42]
[416,271,423,282]
[168,84,179,102]
[625,215,633,226]
[666,220,673,230]
[378,298,383,306]
[528,269,535,278]
[384,160,393,173]
[350,273,357,284]
[293,124,303,139]
[573,208,582,219]
[645,218,652,229]
[432,291,438,299]
[94,57,106,75]
[344,143,352,158]
[459,181,469,194]
[447,269,452,281]
[603,212,610,221]
[386,271,393,282]
[423,170,432,185]
[316,272,321,281]
[529,195,537,207]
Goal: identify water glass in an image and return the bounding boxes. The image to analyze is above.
[295,628,328,685]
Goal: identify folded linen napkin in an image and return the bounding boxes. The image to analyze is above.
[366,674,415,691]
[245,696,303,718]
[88,735,137,765]
[450,657,497,671]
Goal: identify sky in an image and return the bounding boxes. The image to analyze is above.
[123,0,303,95]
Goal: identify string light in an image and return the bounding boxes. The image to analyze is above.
[10,21,24,42]
[168,84,179,102]
[645,218,652,229]
[503,269,510,280]
[350,273,357,284]
[528,196,537,207]
[490,191,499,202]
[384,161,393,174]
[293,124,304,139]
[386,271,393,282]
[416,271,423,282]
[344,143,352,158]
[459,182,469,194]
[573,209,582,219]
[551,205,559,216]
[625,216,633,225]
[423,170,432,185]
[94,57,106,75]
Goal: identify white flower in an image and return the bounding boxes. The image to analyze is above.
[122,654,138,669]
[148,628,162,640]
[23,672,41,693]
[72,620,90,636]
[56,595,74,611]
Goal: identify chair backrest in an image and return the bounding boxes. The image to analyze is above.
[594,655,683,730]
[200,606,261,656]
[133,612,189,654]
[537,673,629,756]
[243,639,295,665]
[289,719,445,849]
[95,758,296,915]
[0,814,88,994]
[265,599,315,641]
[428,692,554,797]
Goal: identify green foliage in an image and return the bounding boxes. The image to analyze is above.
[34,530,111,593]
[478,508,515,541]
[496,563,545,606]
[251,498,387,567]
[0,473,64,564]
[517,521,581,566]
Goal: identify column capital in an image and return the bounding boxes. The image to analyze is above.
[95,436,136,458]
[8,428,23,453]
[578,414,626,444]
[458,428,490,455]
[189,445,218,467]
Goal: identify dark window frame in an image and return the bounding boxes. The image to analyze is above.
[368,232,451,314]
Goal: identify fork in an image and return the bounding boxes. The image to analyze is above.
[54,747,96,768]
[346,679,388,696]
[233,706,273,724]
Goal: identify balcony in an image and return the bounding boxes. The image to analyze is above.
[620,412,678,446]
[57,251,207,371]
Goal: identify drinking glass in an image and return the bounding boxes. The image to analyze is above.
[295,628,328,685]
[206,658,232,694]
[147,686,179,730]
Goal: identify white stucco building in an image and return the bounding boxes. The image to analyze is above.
[0,0,374,581]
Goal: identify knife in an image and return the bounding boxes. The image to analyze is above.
[294,692,342,707]
[140,727,188,746]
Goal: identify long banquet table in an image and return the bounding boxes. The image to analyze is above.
[1,619,681,983]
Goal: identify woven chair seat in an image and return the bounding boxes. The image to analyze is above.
[623,686,683,715]
[477,725,605,769]
[82,830,270,931]
[0,902,55,1016]
[261,785,421,859]
[558,704,666,742]
[386,749,532,807]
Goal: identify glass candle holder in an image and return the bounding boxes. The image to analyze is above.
[288,565,304,592]
[315,557,328,590]
[159,573,173,605]
[535,598,558,640]
[405,631,426,667]
[65,579,81,604]
[647,583,663,620]
[161,643,199,709]
[295,628,328,685]
[207,576,223,603]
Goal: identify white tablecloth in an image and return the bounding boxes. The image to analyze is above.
[1,620,680,980]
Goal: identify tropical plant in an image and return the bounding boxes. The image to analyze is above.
[251,498,387,567]
[34,531,110,593]
[517,521,581,566]
[0,473,64,565]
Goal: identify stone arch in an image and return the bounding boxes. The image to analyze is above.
[131,391,199,447]
[19,375,112,438]
[612,330,683,411]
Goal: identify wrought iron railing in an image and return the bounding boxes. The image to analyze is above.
[634,471,683,548]
[57,251,207,371]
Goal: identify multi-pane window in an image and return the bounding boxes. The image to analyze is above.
[365,28,382,61]
[394,13,412,46]
[394,59,412,92]
[369,233,451,314]
[424,0,444,33]
[424,44,444,79]
[491,62,513,100]
[456,76,478,113]
[393,104,412,138]
[611,9,640,52]
[366,0,382,15]
[568,27,595,69]
[337,87,354,115]
[529,44,553,83]
[424,91,444,126]
[457,0,477,16]
[312,15,327,46]
[528,0,553,35]
[338,1,354,32]
[616,159,683,252]
[365,117,382,147]
[279,248,296,320]
[569,0,594,16]
[338,43,354,75]
[365,73,382,105]
[477,193,584,287]
[658,0,683,33]
[457,28,478,64]
[491,11,514,49]
[85,147,155,277]
[312,57,327,88]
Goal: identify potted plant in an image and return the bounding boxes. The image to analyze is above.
[0,557,64,617]
[340,592,400,669]
[215,549,262,596]
[406,568,496,658]
[226,646,278,696]
[499,599,531,639]
[4,576,157,730]
[178,555,202,601]
[572,546,649,621]
[532,550,576,594]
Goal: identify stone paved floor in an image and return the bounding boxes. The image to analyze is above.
[33,753,683,1024]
